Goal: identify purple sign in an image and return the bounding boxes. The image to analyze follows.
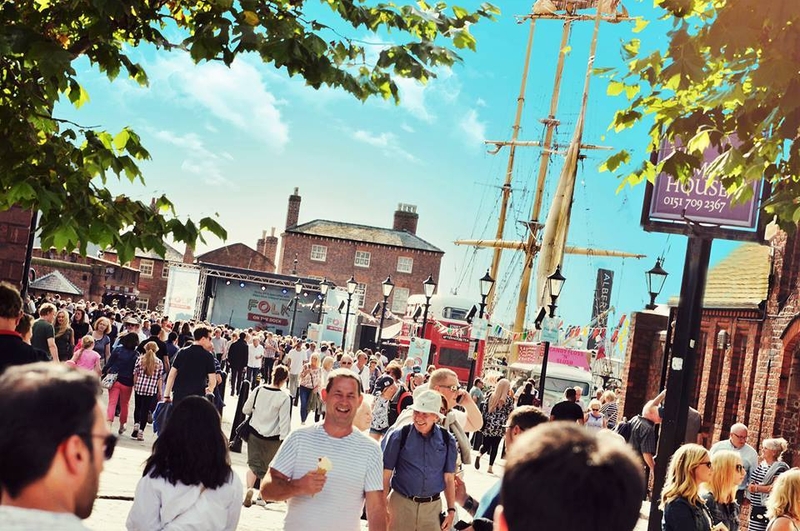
[649,145,762,229]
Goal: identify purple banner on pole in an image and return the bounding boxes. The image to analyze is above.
[649,145,762,229]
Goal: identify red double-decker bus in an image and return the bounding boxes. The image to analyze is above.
[397,294,485,384]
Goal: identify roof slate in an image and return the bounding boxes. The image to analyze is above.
[286,220,443,253]
[670,243,770,310]
[29,270,83,296]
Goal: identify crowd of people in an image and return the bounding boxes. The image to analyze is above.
[1,282,799,531]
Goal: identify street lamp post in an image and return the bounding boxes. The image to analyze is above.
[645,258,669,310]
[376,276,394,352]
[341,276,358,351]
[467,270,495,389]
[538,266,566,405]
[420,275,437,339]
[317,278,330,324]
[289,279,302,337]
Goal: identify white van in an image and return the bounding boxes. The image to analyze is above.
[506,362,594,415]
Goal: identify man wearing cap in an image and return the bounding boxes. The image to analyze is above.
[370,375,398,441]
[382,390,458,531]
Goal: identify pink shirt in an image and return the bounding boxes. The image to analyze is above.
[72,348,101,372]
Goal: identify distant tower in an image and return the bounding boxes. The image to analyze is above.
[256,227,279,271]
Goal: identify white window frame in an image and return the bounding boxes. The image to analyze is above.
[139,259,154,278]
[391,287,410,313]
[355,283,367,309]
[135,298,149,311]
[162,263,170,278]
[310,245,327,262]
[354,251,371,268]
[396,256,413,274]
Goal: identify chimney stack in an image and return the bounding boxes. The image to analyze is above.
[285,187,301,229]
[256,227,279,271]
[393,203,418,234]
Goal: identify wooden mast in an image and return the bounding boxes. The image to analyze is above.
[455,3,636,358]
[486,18,537,315]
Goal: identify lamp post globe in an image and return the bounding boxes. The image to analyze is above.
[645,258,669,310]
[420,275,437,340]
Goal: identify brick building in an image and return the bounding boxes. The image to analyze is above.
[275,188,445,315]
[0,207,34,289]
[195,242,276,273]
[100,244,187,311]
[29,248,141,307]
[619,225,800,459]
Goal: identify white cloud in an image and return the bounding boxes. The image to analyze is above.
[148,54,289,151]
[459,109,487,145]
[394,77,434,123]
[351,129,421,163]
[400,123,416,133]
[153,130,235,187]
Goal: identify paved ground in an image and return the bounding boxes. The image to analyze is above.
[84,391,651,530]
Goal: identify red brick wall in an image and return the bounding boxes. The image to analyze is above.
[0,207,34,288]
[286,191,301,229]
[30,250,140,304]
[618,311,668,421]
[197,244,275,273]
[280,233,443,312]
[101,251,167,310]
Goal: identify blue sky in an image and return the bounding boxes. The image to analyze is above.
[57,1,742,332]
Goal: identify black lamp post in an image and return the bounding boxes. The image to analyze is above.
[289,279,302,337]
[468,269,495,389]
[538,266,567,404]
[645,258,669,310]
[341,276,358,351]
[376,276,394,351]
[420,275,437,339]
[317,278,330,324]
[546,265,566,318]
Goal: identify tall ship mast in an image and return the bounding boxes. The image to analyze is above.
[455,0,644,361]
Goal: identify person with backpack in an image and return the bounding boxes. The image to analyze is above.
[381,390,457,531]
[384,363,414,428]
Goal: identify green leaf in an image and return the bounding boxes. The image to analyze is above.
[600,150,631,173]
[632,18,650,33]
[687,130,710,154]
[113,129,130,152]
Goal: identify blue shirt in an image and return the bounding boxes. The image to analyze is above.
[475,480,501,521]
[382,424,457,498]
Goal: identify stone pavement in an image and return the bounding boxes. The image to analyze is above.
[83,391,652,530]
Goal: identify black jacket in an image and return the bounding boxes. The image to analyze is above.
[227,338,248,369]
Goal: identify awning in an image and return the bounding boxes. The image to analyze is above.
[382,322,403,340]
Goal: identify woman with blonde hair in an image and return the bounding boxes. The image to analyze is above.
[54,309,75,361]
[661,443,714,531]
[766,469,800,531]
[91,316,112,363]
[131,341,163,441]
[702,450,746,531]
[749,437,791,531]
[475,378,514,474]
[297,352,322,425]
[600,389,619,429]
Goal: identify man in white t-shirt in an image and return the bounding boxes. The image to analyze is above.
[285,341,307,403]
[247,336,265,386]
[261,369,386,531]
[354,351,370,392]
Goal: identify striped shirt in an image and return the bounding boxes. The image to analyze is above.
[133,356,163,396]
[270,424,383,531]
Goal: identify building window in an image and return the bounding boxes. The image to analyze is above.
[392,287,410,313]
[354,251,371,268]
[355,283,367,308]
[135,298,149,311]
[310,245,327,262]
[396,257,413,274]
[162,264,170,278]
[139,259,154,277]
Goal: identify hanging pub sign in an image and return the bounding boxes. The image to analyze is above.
[641,139,769,242]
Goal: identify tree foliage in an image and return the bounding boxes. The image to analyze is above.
[0,0,498,263]
[604,0,800,229]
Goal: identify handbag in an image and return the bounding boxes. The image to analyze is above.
[235,386,261,442]
[101,372,118,389]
